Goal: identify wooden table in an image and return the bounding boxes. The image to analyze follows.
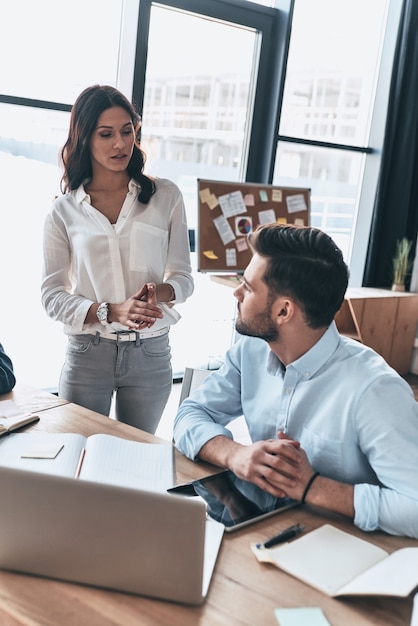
[0,393,416,626]
[1,383,69,415]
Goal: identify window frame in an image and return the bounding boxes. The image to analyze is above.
[132,0,293,182]
[273,0,402,285]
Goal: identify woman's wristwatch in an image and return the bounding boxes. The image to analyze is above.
[97,302,109,325]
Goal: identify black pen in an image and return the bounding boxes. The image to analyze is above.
[259,523,305,549]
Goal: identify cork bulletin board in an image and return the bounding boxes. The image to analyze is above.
[197,179,311,273]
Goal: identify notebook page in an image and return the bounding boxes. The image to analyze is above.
[259,524,388,596]
[80,433,174,492]
[337,547,418,597]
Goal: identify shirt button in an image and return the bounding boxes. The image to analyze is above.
[285,387,292,395]
[304,371,311,378]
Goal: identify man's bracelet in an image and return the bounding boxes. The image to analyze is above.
[301,471,320,504]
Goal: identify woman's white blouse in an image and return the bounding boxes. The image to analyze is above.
[41,178,194,335]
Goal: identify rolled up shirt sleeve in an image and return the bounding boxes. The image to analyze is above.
[352,376,418,538]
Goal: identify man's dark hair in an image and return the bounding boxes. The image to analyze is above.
[248,223,349,328]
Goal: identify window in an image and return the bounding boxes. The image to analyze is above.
[0,0,123,105]
[139,3,263,228]
[273,0,395,283]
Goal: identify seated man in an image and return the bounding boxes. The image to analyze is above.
[0,342,16,394]
[174,224,418,538]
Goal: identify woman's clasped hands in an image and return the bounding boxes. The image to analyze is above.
[108,283,163,330]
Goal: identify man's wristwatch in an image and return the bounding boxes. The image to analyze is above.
[96,302,109,325]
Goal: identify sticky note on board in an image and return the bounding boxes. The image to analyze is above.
[236,238,248,252]
[274,607,331,626]
[244,193,255,206]
[272,189,283,202]
[199,187,211,203]
[203,250,218,259]
[207,193,219,210]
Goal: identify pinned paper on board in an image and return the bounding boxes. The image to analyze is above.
[294,218,305,226]
[277,217,287,224]
[213,215,236,245]
[259,189,269,202]
[218,191,246,218]
[286,194,308,214]
[226,248,237,267]
[235,216,253,236]
[258,209,276,225]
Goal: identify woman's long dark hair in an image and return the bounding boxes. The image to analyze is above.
[60,84,155,203]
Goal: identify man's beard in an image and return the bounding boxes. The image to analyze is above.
[235,308,278,342]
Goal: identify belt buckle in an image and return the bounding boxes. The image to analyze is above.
[116,331,136,342]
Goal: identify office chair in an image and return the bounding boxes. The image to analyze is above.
[178,367,251,444]
[178,367,212,406]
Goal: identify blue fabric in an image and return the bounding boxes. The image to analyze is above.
[0,342,16,395]
[174,322,418,537]
[59,333,172,434]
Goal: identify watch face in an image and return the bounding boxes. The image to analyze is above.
[97,303,108,322]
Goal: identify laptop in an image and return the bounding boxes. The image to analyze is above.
[0,465,224,605]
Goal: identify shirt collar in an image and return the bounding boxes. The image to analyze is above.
[128,179,141,194]
[267,321,339,380]
[75,183,89,204]
[75,178,140,204]
[290,321,339,379]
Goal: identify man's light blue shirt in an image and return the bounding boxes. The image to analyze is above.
[174,322,418,537]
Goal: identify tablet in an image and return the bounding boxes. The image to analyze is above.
[168,469,300,532]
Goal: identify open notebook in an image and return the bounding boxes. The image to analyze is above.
[0,432,174,492]
[0,465,224,605]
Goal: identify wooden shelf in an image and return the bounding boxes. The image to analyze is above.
[335,287,418,375]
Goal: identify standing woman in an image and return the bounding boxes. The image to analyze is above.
[41,85,194,434]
